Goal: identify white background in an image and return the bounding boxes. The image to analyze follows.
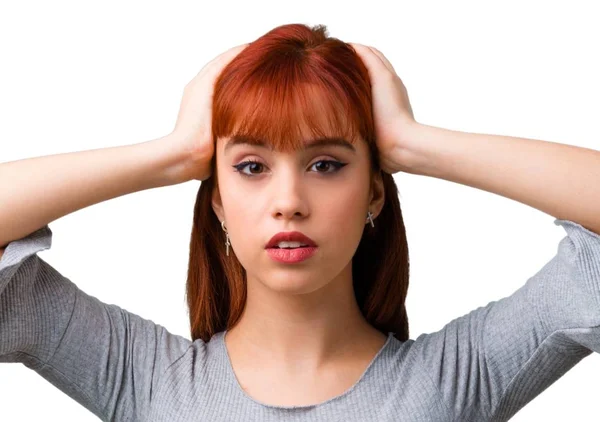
[1,0,599,420]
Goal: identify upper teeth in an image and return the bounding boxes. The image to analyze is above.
[277,241,309,248]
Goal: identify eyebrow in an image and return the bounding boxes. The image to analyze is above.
[224,135,356,155]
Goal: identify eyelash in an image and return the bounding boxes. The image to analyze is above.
[232,159,348,178]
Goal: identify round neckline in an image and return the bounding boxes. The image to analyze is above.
[218,330,395,410]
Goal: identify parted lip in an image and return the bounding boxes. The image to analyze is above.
[265,231,318,249]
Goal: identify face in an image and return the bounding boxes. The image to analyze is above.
[211,127,384,296]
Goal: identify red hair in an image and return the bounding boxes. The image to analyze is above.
[185,23,410,343]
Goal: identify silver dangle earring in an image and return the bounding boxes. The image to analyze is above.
[221,221,231,256]
[366,211,375,228]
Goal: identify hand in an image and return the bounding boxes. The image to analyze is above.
[350,43,419,175]
[167,43,249,183]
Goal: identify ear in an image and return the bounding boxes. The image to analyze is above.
[211,183,225,224]
[368,170,385,219]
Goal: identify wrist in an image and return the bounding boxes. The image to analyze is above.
[142,134,193,187]
[400,123,471,179]
[393,121,437,176]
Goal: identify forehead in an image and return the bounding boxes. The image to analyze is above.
[222,134,358,155]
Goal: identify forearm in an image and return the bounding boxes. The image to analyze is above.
[403,122,600,234]
[0,134,185,247]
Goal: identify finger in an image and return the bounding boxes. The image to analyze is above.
[188,43,249,86]
[215,43,250,64]
[369,46,396,73]
[203,43,249,73]
[349,42,393,81]
[205,43,250,76]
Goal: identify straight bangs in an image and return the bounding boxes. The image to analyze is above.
[212,49,372,153]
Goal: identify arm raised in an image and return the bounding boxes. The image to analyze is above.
[400,123,600,235]
[0,135,187,247]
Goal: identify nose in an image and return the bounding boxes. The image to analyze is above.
[269,166,309,221]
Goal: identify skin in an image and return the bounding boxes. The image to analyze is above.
[170,38,600,406]
[210,126,388,405]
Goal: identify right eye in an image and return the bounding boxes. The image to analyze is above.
[232,159,264,177]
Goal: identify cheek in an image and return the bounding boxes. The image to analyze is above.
[326,173,369,214]
[320,189,369,240]
[216,179,262,253]
[216,168,250,210]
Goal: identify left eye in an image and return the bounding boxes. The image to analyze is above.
[310,160,345,173]
[232,160,347,177]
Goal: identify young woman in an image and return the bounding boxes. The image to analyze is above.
[1,23,599,422]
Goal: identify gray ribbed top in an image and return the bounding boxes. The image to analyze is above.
[1,218,599,421]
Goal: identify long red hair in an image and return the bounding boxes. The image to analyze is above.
[186,23,410,343]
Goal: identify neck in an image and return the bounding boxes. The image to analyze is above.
[224,263,387,374]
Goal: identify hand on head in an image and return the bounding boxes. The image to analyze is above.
[349,43,418,175]
[167,43,250,183]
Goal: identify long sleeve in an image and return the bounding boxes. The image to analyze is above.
[0,225,193,421]
[414,218,600,422]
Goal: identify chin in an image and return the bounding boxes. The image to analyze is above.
[260,274,330,296]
